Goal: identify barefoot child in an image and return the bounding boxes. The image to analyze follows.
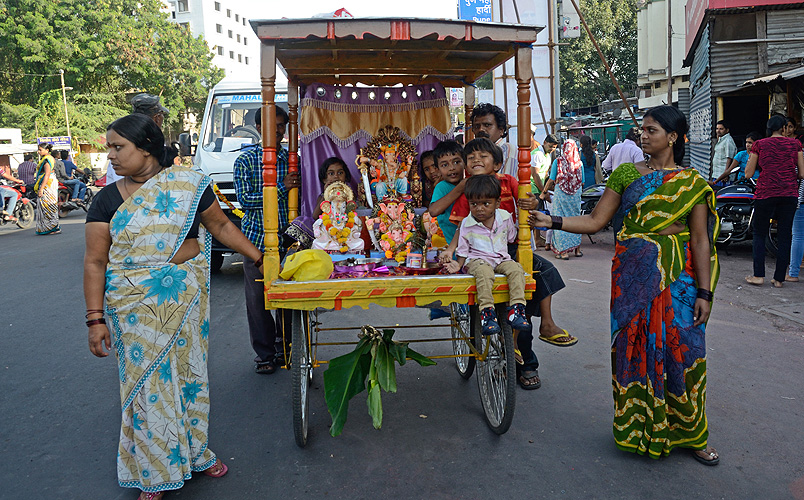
[444,174,531,335]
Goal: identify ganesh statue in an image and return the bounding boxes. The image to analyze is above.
[365,198,418,263]
[356,125,422,208]
[311,181,364,254]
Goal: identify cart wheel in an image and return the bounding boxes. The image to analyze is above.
[473,303,516,434]
[291,309,312,447]
[449,303,475,379]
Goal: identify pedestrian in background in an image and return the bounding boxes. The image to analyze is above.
[710,131,761,185]
[34,142,60,235]
[540,140,584,259]
[602,127,644,173]
[744,114,804,287]
[787,179,804,282]
[579,135,597,189]
[711,120,736,184]
[17,153,37,189]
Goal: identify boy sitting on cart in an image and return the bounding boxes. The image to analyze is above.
[444,174,531,335]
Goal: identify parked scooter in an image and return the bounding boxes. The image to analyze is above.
[0,183,35,229]
[715,178,777,256]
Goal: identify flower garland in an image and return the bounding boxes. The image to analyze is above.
[321,210,356,253]
[212,184,245,218]
[380,231,411,262]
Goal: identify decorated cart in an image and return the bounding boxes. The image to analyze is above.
[250,17,543,446]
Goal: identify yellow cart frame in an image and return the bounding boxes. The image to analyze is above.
[250,17,543,446]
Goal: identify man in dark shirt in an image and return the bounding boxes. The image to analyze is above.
[59,150,87,202]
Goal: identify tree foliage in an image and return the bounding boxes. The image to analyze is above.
[0,0,223,142]
[559,0,638,109]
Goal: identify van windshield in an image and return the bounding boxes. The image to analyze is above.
[201,93,288,153]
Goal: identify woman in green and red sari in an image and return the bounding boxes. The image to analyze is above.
[528,105,721,465]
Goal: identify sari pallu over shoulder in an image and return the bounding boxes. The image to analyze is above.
[610,168,719,344]
[103,167,217,492]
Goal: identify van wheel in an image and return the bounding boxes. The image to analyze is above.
[211,251,224,274]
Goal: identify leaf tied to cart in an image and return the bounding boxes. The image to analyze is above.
[323,325,436,437]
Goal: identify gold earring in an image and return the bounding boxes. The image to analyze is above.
[669,140,674,147]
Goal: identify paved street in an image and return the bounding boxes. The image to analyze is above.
[1,213,803,500]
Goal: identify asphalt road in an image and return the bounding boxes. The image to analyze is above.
[1,213,803,500]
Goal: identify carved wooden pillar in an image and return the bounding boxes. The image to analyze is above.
[464,84,475,142]
[287,81,300,222]
[261,42,280,283]
[515,45,533,276]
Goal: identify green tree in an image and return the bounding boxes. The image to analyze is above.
[0,0,223,141]
[559,0,638,110]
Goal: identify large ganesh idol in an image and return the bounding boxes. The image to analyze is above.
[311,181,364,254]
[356,125,422,207]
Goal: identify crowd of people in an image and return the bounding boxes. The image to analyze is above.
[68,89,804,500]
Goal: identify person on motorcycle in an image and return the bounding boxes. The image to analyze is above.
[59,150,87,202]
[0,164,23,221]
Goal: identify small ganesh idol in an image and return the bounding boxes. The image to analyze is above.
[312,181,364,254]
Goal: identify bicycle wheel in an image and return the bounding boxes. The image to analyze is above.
[449,303,475,379]
[291,309,312,447]
[474,303,516,434]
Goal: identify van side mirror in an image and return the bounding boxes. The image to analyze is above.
[178,133,193,156]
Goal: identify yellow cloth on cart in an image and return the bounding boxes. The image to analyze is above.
[279,249,334,281]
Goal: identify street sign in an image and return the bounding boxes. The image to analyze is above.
[37,136,72,149]
[459,0,493,22]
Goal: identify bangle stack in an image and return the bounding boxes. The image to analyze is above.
[86,318,107,327]
[696,288,714,301]
[550,215,564,231]
[85,309,104,318]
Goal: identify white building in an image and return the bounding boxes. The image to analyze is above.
[637,0,690,108]
[164,0,260,80]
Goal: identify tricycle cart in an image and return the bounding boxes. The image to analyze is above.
[249,17,543,447]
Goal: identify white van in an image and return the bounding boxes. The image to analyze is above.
[188,77,288,271]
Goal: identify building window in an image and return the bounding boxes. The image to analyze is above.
[235,13,239,22]
[228,30,232,38]
[179,22,189,30]
[177,0,188,12]
[216,24,222,33]
[217,46,223,55]
[214,1,220,10]
[243,37,247,46]
[243,18,246,26]
[229,50,234,59]
[238,54,242,62]
[245,56,249,65]
[226,8,231,17]
[237,34,241,43]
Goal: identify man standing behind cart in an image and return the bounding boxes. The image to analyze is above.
[234,107,300,374]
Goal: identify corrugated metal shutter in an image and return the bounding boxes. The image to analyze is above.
[678,88,691,167]
[689,26,712,178]
[711,43,758,95]
[766,9,804,69]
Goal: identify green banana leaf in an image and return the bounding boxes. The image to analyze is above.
[324,338,372,437]
[374,341,397,393]
[406,348,437,367]
[367,379,383,429]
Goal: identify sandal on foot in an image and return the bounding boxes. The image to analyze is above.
[554,253,569,260]
[514,348,524,365]
[538,329,578,347]
[744,276,764,286]
[771,279,783,288]
[574,250,583,257]
[517,370,541,390]
[139,492,165,500]
[255,360,276,374]
[692,448,719,466]
[203,459,228,478]
[785,275,799,282]
[544,244,552,252]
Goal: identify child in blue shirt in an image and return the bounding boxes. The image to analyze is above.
[428,140,467,246]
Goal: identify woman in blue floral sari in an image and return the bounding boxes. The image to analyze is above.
[528,106,721,465]
[84,114,265,500]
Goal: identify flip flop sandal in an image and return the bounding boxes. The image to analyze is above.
[255,360,277,374]
[514,348,524,365]
[538,329,578,347]
[744,276,764,286]
[203,459,229,477]
[517,370,541,390]
[692,449,719,466]
[574,250,583,257]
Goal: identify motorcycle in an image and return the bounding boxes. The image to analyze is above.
[715,178,777,256]
[57,169,95,217]
[0,183,35,229]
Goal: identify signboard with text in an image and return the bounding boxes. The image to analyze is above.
[459,0,493,22]
[37,136,72,149]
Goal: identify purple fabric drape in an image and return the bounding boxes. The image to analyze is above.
[297,83,452,217]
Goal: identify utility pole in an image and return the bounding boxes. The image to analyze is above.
[59,69,71,147]
[666,0,673,105]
